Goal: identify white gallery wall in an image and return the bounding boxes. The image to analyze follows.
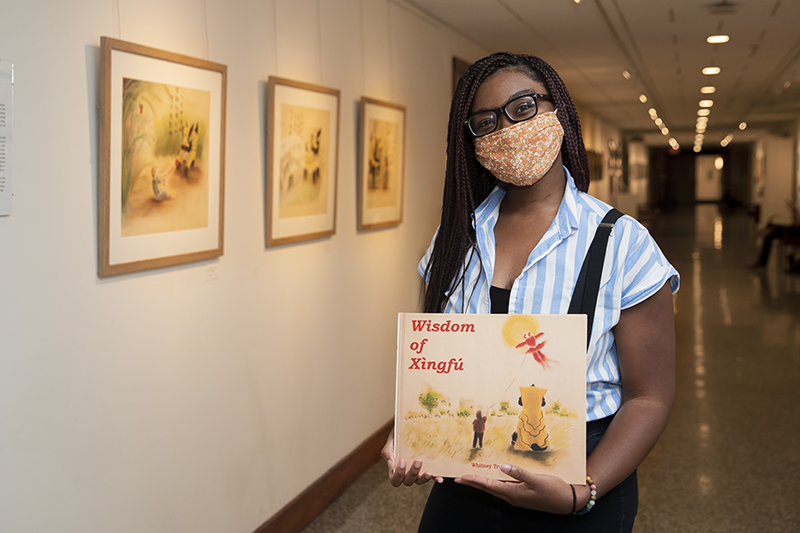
[0,1,487,531]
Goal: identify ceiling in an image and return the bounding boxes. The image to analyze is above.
[403,0,800,148]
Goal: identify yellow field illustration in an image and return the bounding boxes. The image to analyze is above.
[120,79,210,237]
[396,313,587,482]
[366,118,400,209]
[278,104,330,219]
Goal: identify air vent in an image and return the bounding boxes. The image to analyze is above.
[705,0,738,14]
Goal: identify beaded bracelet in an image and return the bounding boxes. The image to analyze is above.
[574,475,597,515]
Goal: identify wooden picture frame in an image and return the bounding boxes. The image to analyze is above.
[98,37,227,277]
[358,97,405,230]
[266,77,340,247]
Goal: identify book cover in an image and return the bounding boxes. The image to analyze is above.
[395,313,587,482]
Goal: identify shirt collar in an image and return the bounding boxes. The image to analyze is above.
[473,166,581,237]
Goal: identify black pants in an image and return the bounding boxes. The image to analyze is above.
[418,415,637,533]
[473,432,484,448]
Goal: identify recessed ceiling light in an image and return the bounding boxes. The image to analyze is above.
[648,107,657,116]
[697,109,711,116]
[639,94,648,103]
[702,67,721,75]
[699,100,714,107]
[695,134,705,140]
[661,128,669,135]
[707,35,730,44]
[622,70,632,80]
[574,0,581,4]
[697,117,709,124]
[693,145,702,152]
[655,118,664,126]
[739,122,747,130]
[700,86,716,94]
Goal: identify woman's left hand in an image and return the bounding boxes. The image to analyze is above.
[455,464,579,514]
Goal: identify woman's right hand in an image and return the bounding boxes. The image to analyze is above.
[380,429,443,486]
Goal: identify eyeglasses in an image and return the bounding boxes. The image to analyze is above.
[465,93,552,137]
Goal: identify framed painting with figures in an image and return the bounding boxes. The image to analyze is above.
[98,37,227,277]
[266,77,339,247]
[358,97,405,230]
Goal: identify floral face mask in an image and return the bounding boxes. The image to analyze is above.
[473,111,564,187]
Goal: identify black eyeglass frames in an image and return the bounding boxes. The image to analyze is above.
[465,93,552,137]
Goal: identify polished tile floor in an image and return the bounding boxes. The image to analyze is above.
[303,205,800,532]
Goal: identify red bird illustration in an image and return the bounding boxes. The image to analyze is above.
[516,332,550,369]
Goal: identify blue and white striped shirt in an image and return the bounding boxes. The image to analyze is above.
[419,168,680,421]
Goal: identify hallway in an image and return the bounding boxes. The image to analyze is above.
[303,205,800,532]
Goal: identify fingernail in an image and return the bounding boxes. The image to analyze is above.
[500,464,511,473]
[414,460,422,468]
[399,459,406,470]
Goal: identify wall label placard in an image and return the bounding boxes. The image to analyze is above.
[0,60,13,216]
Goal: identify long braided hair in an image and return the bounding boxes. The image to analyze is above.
[423,52,590,313]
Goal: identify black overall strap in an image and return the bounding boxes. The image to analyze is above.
[568,208,624,347]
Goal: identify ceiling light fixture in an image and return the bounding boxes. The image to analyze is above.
[661,128,669,135]
[715,157,724,170]
[697,109,711,116]
[639,94,648,103]
[622,70,632,80]
[693,145,702,153]
[699,100,714,107]
[697,117,709,124]
[700,86,716,94]
[702,67,721,75]
[738,122,747,130]
[655,118,663,126]
[707,35,730,44]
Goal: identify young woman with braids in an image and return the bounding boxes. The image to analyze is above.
[380,52,679,531]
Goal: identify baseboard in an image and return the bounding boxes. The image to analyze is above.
[254,419,393,533]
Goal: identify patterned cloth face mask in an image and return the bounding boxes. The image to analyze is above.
[473,111,564,187]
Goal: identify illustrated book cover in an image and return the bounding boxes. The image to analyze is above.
[395,312,587,482]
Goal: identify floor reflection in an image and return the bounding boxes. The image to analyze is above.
[636,204,800,532]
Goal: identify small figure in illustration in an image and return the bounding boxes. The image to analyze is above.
[511,384,548,451]
[472,410,487,448]
[150,167,171,202]
[176,122,199,176]
[280,134,305,195]
[304,128,322,184]
[516,331,550,369]
[368,134,383,189]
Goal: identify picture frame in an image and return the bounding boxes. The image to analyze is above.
[98,37,227,277]
[358,97,405,230]
[266,77,340,247]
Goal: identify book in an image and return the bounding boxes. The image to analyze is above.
[394,313,587,482]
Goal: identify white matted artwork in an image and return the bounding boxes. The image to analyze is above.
[358,97,405,230]
[266,77,339,247]
[99,37,226,277]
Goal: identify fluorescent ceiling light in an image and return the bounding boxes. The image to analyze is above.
[699,100,714,107]
[700,86,716,94]
[697,117,709,124]
[697,109,711,116]
[702,67,721,75]
[707,35,730,44]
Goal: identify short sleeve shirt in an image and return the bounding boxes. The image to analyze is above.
[419,168,680,421]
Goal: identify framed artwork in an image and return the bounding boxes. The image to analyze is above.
[358,97,405,230]
[266,77,340,247]
[98,37,227,277]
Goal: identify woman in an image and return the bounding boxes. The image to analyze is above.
[381,52,678,531]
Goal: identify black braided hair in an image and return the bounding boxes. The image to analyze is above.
[423,52,590,313]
